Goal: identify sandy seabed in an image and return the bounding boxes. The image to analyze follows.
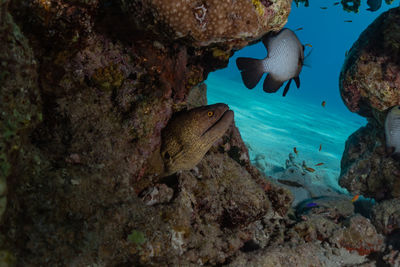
[207,74,366,195]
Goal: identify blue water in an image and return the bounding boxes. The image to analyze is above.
[207,1,399,193]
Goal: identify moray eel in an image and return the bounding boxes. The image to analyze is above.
[160,103,234,176]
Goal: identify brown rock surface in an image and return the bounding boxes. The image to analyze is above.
[120,0,292,48]
[1,0,295,265]
[371,198,400,235]
[229,242,371,266]
[339,7,400,119]
[339,122,400,200]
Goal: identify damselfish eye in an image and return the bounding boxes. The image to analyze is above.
[207,111,214,117]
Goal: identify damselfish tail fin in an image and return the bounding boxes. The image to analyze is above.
[236,57,264,89]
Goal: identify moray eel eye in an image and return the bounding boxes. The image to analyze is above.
[164,152,170,160]
[207,111,214,117]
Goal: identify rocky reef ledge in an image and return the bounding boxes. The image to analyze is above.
[1,0,294,265]
[2,0,400,265]
[339,7,400,200]
[338,7,400,266]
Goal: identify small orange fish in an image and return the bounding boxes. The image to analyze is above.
[304,43,312,48]
[305,166,315,172]
[315,163,324,166]
[351,194,360,202]
[321,101,326,107]
[294,147,298,155]
[295,27,303,31]
[319,144,322,151]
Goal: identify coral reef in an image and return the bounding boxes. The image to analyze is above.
[338,7,400,264]
[339,7,400,205]
[339,7,400,119]
[230,242,369,266]
[0,6,42,266]
[288,212,383,257]
[119,0,292,48]
[335,214,384,256]
[339,122,400,200]
[296,196,354,221]
[341,0,361,13]
[3,0,399,265]
[0,0,299,265]
[371,198,400,235]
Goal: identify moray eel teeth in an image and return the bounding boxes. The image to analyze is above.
[161,103,234,176]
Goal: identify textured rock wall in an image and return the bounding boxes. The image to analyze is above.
[1,0,294,265]
[4,0,396,265]
[339,7,400,201]
[338,8,400,264]
[340,7,400,119]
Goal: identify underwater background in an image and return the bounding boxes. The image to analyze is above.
[207,0,399,194]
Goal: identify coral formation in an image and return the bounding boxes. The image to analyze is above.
[341,0,361,13]
[0,7,42,266]
[338,7,400,263]
[296,196,354,221]
[339,122,400,200]
[0,0,300,265]
[371,198,400,234]
[119,0,292,48]
[230,242,371,266]
[336,214,384,256]
[339,7,400,119]
[3,0,400,265]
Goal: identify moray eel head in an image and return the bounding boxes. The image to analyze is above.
[160,103,234,176]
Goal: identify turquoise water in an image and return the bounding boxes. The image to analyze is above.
[207,1,399,193]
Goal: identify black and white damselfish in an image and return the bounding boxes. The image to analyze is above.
[385,105,400,160]
[236,28,307,97]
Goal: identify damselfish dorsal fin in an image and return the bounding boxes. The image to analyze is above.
[236,57,264,89]
[282,79,292,97]
[263,73,283,93]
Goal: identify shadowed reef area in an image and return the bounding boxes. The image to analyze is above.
[1,0,400,265]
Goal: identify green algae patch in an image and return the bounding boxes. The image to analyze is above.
[0,250,16,267]
[91,64,124,91]
[127,230,146,245]
[211,48,230,61]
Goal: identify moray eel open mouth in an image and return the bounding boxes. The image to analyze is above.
[202,107,234,137]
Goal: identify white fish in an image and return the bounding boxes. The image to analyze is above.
[385,105,400,159]
[236,28,305,97]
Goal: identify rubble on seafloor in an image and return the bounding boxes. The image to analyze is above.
[252,152,346,206]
